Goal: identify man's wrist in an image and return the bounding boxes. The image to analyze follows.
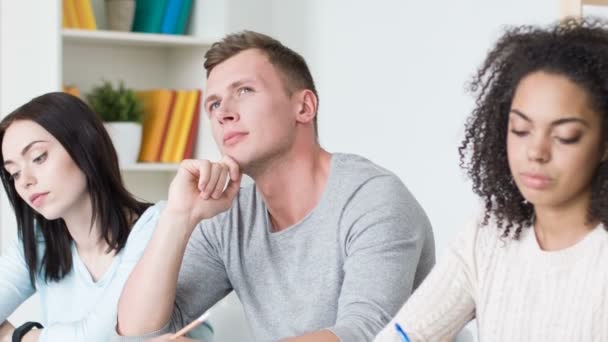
[159,207,199,241]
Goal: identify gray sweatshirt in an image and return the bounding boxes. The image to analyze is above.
[121,153,435,341]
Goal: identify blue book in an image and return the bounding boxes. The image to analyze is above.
[160,0,184,34]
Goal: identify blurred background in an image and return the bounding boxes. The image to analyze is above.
[1,0,606,340]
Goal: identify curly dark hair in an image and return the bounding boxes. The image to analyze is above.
[459,17,608,239]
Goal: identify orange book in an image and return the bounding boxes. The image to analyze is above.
[64,0,80,28]
[183,90,202,159]
[136,90,175,162]
[73,0,97,30]
[160,90,187,163]
[62,0,69,28]
[62,85,81,98]
[171,90,199,162]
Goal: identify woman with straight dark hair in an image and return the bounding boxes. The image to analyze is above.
[0,92,177,341]
[375,18,608,342]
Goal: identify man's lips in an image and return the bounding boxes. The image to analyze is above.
[223,132,248,146]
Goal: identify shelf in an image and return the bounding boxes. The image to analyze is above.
[584,0,608,5]
[120,163,180,172]
[62,29,216,48]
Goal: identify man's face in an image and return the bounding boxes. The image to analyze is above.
[204,49,298,171]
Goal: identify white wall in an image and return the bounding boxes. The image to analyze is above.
[272,0,560,252]
[267,1,560,340]
[0,0,61,326]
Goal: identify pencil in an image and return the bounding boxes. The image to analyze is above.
[169,311,210,340]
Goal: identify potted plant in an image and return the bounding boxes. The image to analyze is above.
[86,80,143,166]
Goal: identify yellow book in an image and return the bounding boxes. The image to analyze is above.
[62,0,69,28]
[136,90,175,162]
[171,90,199,162]
[160,90,187,163]
[73,0,97,30]
[64,0,80,29]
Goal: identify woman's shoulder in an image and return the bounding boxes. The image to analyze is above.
[451,215,522,260]
[129,201,166,235]
[121,202,165,256]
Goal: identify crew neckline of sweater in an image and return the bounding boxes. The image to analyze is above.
[522,222,605,269]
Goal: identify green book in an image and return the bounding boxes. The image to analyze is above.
[132,0,168,33]
[175,0,193,35]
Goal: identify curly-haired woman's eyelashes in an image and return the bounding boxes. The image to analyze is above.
[555,135,581,145]
[510,129,529,137]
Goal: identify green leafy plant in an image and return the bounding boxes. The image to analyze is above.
[86,80,143,122]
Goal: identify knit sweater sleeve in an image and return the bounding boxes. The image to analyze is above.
[373,221,483,342]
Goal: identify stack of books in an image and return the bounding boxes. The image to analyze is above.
[136,89,202,163]
[132,0,194,35]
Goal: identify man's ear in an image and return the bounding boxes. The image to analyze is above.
[294,89,317,124]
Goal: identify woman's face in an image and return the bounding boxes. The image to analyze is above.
[507,71,607,211]
[2,120,88,220]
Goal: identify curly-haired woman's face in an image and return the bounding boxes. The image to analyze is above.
[507,71,607,211]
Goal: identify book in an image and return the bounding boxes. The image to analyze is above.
[73,0,97,30]
[156,91,177,161]
[64,0,80,29]
[160,0,184,34]
[160,90,187,162]
[172,89,199,161]
[132,0,168,33]
[62,85,81,98]
[136,90,175,162]
[62,0,69,28]
[175,0,193,35]
[183,89,201,159]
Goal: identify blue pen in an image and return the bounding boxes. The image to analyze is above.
[394,322,411,342]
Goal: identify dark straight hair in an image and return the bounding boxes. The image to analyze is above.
[0,92,150,286]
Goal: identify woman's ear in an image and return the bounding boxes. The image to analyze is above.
[294,89,317,124]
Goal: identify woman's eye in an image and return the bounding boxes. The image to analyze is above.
[10,171,20,181]
[556,136,581,144]
[510,129,528,137]
[33,152,47,164]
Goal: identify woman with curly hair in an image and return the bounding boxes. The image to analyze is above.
[375,18,608,342]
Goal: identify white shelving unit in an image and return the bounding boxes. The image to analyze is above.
[62,28,215,48]
[120,162,180,172]
[62,1,224,202]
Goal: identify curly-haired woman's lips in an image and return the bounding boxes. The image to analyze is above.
[520,172,553,190]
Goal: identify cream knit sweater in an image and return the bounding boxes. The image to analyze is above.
[374,219,608,342]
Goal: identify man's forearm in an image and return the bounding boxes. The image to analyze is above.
[117,210,193,336]
[281,329,340,342]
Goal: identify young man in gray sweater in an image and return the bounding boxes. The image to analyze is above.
[116,31,435,342]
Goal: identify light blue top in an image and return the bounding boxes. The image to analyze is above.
[0,202,169,341]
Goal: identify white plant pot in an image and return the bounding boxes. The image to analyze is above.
[103,122,142,166]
